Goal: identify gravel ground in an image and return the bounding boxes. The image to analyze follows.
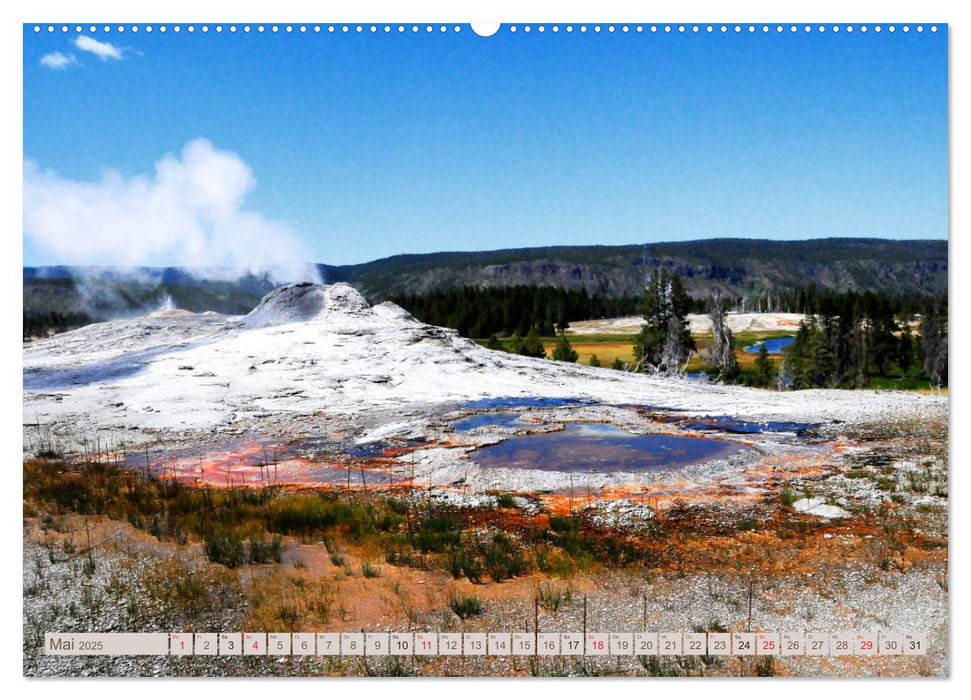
[23,520,947,678]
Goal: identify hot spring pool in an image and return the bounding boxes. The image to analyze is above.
[471,423,748,473]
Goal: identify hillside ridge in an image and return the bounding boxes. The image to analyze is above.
[24,238,947,335]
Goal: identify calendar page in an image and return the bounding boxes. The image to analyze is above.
[21,12,948,680]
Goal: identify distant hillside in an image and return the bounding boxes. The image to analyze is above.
[329,238,948,300]
[23,238,947,337]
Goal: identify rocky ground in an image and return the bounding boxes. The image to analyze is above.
[23,500,948,677]
[22,283,949,677]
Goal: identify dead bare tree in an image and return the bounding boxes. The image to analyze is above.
[704,290,739,380]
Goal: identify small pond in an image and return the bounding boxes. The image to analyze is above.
[471,423,747,473]
[744,336,795,354]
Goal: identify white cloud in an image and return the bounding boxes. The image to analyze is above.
[24,139,320,284]
[74,35,122,60]
[40,52,77,69]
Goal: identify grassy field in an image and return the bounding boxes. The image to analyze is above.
[477,330,796,371]
[476,327,939,390]
[549,334,639,367]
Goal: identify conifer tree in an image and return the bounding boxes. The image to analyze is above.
[921,299,948,386]
[809,323,837,386]
[867,303,899,375]
[552,334,579,363]
[783,317,816,389]
[754,343,774,387]
[897,321,914,377]
[520,327,547,358]
[509,332,525,355]
[633,269,695,372]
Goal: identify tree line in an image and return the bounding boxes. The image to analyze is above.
[412,272,946,390]
[390,286,640,338]
[779,297,947,389]
[631,269,947,389]
[729,285,934,318]
[23,309,94,339]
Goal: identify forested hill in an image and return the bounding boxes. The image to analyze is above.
[325,238,947,300]
[24,238,946,337]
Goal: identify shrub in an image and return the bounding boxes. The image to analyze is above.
[323,536,345,566]
[494,493,518,509]
[278,603,300,629]
[412,514,462,553]
[755,657,776,676]
[385,547,419,567]
[535,548,584,577]
[537,582,570,612]
[448,550,484,584]
[483,531,531,582]
[203,532,248,568]
[638,656,683,677]
[249,535,283,564]
[548,514,577,534]
[448,593,483,619]
[876,476,898,492]
[906,472,928,493]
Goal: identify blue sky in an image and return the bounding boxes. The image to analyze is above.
[23,24,948,267]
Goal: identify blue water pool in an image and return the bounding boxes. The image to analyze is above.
[744,337,795,354]
[471,423,747,473]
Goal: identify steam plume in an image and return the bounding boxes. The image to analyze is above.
[24,138,321,285]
